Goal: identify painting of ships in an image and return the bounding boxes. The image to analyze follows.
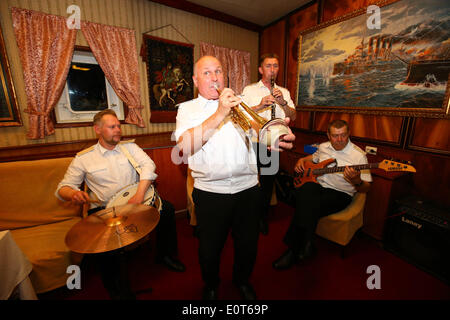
[332,35,450,86]
[401,60,450,86]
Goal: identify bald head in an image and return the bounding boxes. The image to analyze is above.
[194,56,219,76]
[193,56,224,99]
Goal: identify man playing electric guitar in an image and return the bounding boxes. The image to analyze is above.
[273,119,372,270]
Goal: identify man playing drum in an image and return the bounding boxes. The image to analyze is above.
[56,109,185,300]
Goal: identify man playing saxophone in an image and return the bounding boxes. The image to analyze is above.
[242,53,297,235]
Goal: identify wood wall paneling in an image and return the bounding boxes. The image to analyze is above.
[314,112,403,143]
[322,0,380,22]
[146,147,188,212]
[410,152,450,206]
[410,118,450,153]
[293,111,312,130]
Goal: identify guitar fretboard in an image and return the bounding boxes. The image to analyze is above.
[313,163,379,175]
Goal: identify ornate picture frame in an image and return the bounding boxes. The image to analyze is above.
[296,0,450,118]
[0,24,21,127]
[141,35,194,123]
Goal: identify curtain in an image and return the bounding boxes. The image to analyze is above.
[81,21,145,128]
[200,42,251,95]
[11,8,76,139]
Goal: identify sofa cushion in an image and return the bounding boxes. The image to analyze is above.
[0,157,82,230]
[10,217,83,293]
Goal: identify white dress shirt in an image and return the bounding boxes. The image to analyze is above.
[312,140,372,196]
[175,95,258,194]
[55,141,157,205]
[242,80,296,120]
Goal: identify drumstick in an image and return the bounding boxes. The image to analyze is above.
[86,199,102,204]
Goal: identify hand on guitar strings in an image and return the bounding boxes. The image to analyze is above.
[343,166,362,185]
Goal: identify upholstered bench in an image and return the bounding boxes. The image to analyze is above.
[0,157,84,294]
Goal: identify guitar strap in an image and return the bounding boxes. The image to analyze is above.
[119,144,142,176]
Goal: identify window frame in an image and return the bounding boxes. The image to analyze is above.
[51,46,128,128]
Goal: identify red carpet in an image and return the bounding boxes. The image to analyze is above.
[39,202,449,301]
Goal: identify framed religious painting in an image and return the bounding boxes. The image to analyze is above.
[141,35,194,123]
[296,0,450,118]
[0,24,21,127]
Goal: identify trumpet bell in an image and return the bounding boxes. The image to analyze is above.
[259,118,291,147]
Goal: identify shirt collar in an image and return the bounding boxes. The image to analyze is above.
[257,80,265,88]
[198,94,218,107]
[325,139,352,154]
[96,141,120,155]
[257,79,277,90]
[198,94,216,102]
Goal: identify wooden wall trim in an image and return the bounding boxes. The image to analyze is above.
[0,132,175,162]
[148,0,262,32]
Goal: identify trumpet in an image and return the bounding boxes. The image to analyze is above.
[214,84,290,146]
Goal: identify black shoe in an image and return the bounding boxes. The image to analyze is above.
[259,219,269,235]
[202,286,218,300]
[297,241,316,263]
[157,255,186,272]
[272,249,297,270]
[235,283,257,300]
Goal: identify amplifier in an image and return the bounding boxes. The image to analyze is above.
[384,196,450,285]
[274,171,296,207]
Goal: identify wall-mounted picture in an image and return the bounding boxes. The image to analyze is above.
[0,24,21,127]
[141,35,194,123]
[296,0,450,118]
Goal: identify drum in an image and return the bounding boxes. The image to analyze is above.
[106,183,162,212]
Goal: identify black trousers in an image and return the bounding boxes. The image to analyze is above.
[255,142,280,221]
[284,182,352,252]
[91,199,178,294]
[192,186,261,288]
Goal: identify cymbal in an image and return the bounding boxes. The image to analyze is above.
[65,204,160,254]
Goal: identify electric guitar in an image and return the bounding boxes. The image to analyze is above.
[293,158,416,188]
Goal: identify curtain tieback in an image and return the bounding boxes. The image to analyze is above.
[128,105,144,109]
[24,109,48,116]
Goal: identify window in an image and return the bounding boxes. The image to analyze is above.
[53,49,124,125]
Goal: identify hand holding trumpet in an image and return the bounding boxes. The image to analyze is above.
[214,84,295,152]
[215,85,241,118]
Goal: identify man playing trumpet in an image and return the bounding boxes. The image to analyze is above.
[175,55,295,300]
[242,53,297,235]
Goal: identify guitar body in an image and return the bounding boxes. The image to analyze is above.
[293,158,336,188]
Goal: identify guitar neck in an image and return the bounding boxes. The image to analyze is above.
[314,163,379,175]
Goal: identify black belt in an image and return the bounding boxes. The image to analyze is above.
[88,206,106,215]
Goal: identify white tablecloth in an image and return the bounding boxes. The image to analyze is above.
[0,230,37,300]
